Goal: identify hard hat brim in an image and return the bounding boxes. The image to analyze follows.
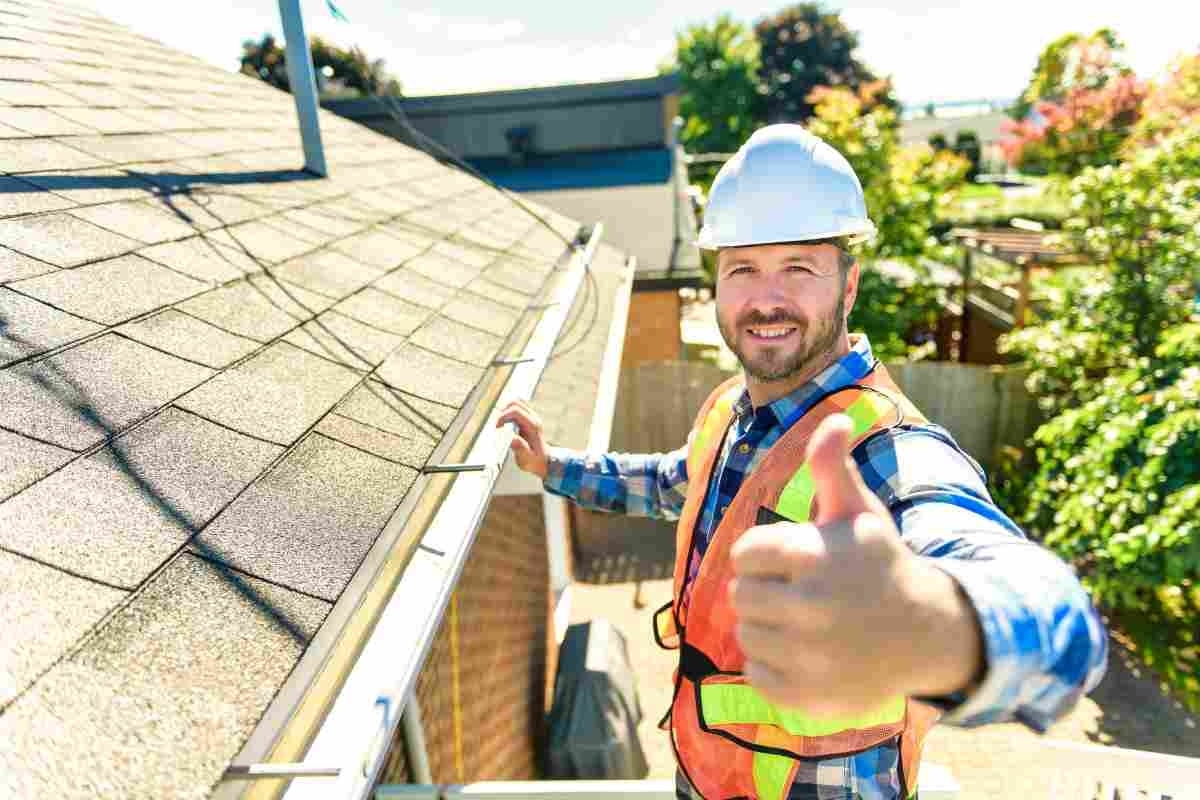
[696,221,877,251]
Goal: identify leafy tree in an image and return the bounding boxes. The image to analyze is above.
[663,15,765,155]
[1010,28,1129,120]
[1002,128,1199,410]
[803,82,968,359]
[1060,128,1198,358]
[995,104,1200,715]
[1002,29,1143,175]
[1000,74,1145,174]
[806,82,968,261]
[239,33,401,96]
[753,3,886,122]
[1009,324,1200,711]
[927,132,948,151]
[241,34,288,91]
[952,130,981,181]
[1128,51,1200,151]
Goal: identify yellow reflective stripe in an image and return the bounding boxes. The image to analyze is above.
[700,682,905,737]
[842,391,892,437]
[752,750,793,800]
[773,393,893,522]
[692,390,738,455]
[774,463,815,521]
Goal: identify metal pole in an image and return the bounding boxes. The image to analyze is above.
[669,116,685,261]
[401,691,433,784]
[278,0,328,177]
[958,249,973,363]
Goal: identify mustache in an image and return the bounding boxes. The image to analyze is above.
[737,310,804,329]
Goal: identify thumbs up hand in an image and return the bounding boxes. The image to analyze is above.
[729,414,985,716]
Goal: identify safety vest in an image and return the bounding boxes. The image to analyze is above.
[653,364,942,800]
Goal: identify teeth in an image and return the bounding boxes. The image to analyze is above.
[749,327,794,339]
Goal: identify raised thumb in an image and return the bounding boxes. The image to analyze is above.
[806,413,875,525]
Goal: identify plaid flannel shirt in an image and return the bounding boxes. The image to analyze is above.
[544,336,1108,800]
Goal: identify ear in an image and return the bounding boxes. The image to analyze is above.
[843,259,860,322]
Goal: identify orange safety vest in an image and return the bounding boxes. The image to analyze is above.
[653,364,942,800]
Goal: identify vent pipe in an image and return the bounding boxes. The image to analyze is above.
[278,0,328,176]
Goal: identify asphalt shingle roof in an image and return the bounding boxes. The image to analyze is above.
[0,0,632,795]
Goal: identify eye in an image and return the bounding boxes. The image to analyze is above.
[727,265,753,276]
[786,264,815,274]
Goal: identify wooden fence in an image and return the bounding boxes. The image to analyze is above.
[609,360,1040,472]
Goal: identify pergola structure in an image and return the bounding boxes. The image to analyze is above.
[949,226,1089,361]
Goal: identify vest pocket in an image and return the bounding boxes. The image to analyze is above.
[653,599,681,650]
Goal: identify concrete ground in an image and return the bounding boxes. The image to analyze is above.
[569,578,1199,799]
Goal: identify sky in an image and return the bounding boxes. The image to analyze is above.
[85,1,1200,105]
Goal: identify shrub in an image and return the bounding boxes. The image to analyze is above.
[1016,325,1200,709]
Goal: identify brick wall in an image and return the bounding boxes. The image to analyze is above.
[621,289,682,367]
[375,494,551,785]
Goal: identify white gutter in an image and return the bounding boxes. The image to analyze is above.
[585,255,636,455]
[279,225,604,800]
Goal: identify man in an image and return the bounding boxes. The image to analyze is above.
[498,125,1107,799]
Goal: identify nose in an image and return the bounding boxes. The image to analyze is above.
[744,273,794,314]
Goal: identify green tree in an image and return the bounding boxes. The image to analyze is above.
[663,15,765,155]
[754,3,886,123]
[952,130,981,181]
[1128,50,1200,151]
[803,82,968,359]
[239,33,401,96]
[1001,127,1199,409]
[1002,29,1144,175]
[1060,127,1199,358]
[806,82,969,261]
[240,34,288,91]
[1010,28,1129,120]
[1013,324,1200,711]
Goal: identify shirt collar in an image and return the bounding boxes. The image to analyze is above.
[733,334,878,429]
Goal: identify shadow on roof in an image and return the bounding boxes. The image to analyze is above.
[0,308,316,652]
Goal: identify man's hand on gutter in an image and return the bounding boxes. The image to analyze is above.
[497,399,550,479]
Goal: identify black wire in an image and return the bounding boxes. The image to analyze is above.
[375,94,575,250]
[365,92,605,364]
[547,266,603,362]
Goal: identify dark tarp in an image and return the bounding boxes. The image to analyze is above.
[544,618,650,779]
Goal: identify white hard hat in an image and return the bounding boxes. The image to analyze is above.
[696,124,876,250]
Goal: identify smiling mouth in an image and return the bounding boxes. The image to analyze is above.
[746,325,798,341]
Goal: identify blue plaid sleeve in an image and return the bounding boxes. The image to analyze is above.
[542,444,691,520]
[853,425,1108,731]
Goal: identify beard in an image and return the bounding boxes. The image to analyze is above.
[717,294,846,383]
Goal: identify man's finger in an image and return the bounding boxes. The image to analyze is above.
[730,523,823,581]
[806,413,877,525]
[497,407,535,436]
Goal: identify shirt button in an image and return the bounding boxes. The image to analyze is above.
[719,505,728,515]
[737,443,751,455]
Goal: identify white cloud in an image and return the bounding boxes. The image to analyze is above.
[393,38,675,96]
[843,1,1200,103]
[404,12,442,36]
[446,19,526,44]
